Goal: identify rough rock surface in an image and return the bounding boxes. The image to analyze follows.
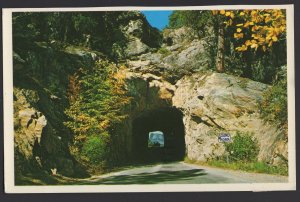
[172,73,287,165]
[12,11,162,178]
[124,70,176,110]
[121,68,288,166]
[119,12,162,57]
[14,88,46,160]
[13,87,80,177]
[121,26,288,166]
[162,27,198,45]
[125,27,208,84]
[12,12,288,180]
[13,42,94,178]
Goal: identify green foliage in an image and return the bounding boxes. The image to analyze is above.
[64,60,131,168]
[260,66,287,129]
[168,11,213,37]
[82,134,109,164]
[13,12,129,56]
[158,47,172,58]
[167,10,287,84]
[225,131,259,162]
[13,11,162,60]
[184,157,287,176]
[202,36,218,70]
[207,160,288,176]
[168,11,186,29]
[73,14,98,33]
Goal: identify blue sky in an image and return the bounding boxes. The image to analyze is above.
[141,11,173,30]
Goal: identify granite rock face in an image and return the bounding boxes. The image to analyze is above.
[119,12,162,57]
[14,88,46,160]
[12,11,288,180]
[125,26,208,84]
[121,68,288,166]
[13,42,94,178]
[172,73,287,165]
[122,25,288,166]
[162,27,198,45]
[12,11,162,178]
[13,87,80,177]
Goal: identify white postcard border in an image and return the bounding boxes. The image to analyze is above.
[3,4,296,193]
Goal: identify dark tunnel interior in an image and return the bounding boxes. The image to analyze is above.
[132,107,186,163]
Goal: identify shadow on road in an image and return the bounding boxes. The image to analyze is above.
[83,168,206,184]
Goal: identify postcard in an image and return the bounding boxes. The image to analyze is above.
[3,5,295,193]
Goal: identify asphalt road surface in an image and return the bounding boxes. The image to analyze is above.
[76,162,288,184]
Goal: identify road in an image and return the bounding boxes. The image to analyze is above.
[74,162,288,185]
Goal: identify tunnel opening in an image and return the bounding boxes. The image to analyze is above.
[132,107,185,163]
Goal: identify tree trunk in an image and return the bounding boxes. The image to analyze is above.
[242,51,253,79]
[216,24,225,73]
[62,13,72,43]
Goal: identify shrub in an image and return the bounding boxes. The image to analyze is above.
[260,66,287,130]
[225,131,259,162]
[81,133,109,164]
[158,47,172,58]
[207,160,288,176]
[64,60,131,169]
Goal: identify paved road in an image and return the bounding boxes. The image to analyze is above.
[75,162,288,185]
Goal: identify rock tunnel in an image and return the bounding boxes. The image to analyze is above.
[132,107,186,163]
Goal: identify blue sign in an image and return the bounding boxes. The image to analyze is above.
[218,133,231,142]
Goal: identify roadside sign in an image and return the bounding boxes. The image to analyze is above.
[218,133,231,142]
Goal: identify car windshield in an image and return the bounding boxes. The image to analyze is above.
[148,131,164,147]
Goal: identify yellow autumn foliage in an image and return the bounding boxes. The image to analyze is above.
[212,9,286,52]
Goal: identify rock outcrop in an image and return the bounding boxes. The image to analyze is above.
[120,68,288,166]
[121,25,288,166]
[12,11,162,177]
[172,73,287,165]
[13,42,96,178]
[14,88,46,160]
[112,12,162,58]
[13,87,79,177]
[125,26,208,84]
[12,11,288,181]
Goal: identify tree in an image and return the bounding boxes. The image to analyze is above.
[213,9,286,52]
[169,10,212,37]
[212,9,286,81]
[214,14,226,73]
[168,10,286,82]
[64,61,131,167]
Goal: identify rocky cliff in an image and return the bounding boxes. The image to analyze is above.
[119,27,287,166]
[13,44,100,178]
[13,11,162,178]
[172,72,287,165]
[12,12,288,181]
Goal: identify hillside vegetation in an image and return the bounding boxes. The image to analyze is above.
[12,10,288,184]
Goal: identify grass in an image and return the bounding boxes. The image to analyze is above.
[237,77,249,89]
[158,47,172,58]
[184,157,288,176]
